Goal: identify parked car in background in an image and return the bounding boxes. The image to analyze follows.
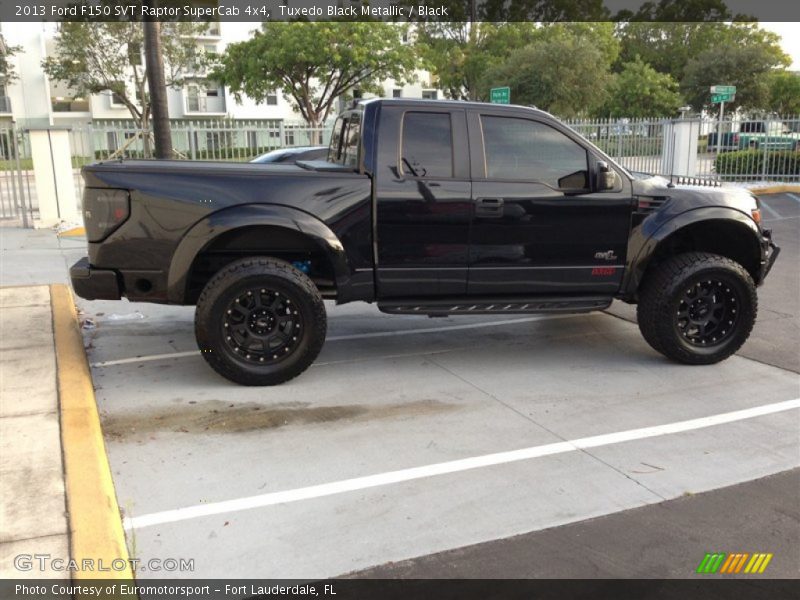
[709,120,800,152]
[250,146,328,164]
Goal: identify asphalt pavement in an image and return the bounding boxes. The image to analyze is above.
[0,191,797,582]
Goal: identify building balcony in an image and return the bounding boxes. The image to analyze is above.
[193,23,221,38]
[185,94,226,115]
[51,97,89,112]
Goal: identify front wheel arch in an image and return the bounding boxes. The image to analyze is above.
[625,212,762,298]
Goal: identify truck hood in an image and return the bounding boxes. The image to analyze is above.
[631,174,759,216]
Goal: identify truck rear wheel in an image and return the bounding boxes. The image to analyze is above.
[637,252,757,365]
[195,257,326,385]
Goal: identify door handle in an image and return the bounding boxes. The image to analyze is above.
[476,197,504,217]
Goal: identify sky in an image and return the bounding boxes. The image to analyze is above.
[760,23,800,70]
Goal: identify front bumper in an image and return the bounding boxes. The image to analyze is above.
[69,257,122,301]
[758,233,780,284]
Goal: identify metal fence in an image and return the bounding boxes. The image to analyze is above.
[697,116,800,182]
[69,119,333,164]
[0,124,34,227]
[67,119,334,201]
[564,117,666,175]
[4,115,799,228]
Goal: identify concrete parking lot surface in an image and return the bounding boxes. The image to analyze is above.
[62,195,797,579]
[1,192,797,581]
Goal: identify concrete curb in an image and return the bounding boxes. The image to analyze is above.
[57,226,86,238]
[50,284,134,581]
[748,185,800,195]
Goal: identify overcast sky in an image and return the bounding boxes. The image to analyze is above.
[760,23,800,70]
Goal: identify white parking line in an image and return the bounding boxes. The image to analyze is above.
[89,315,578,368]
[759,200,782,220]
[122,397,800,531]
[786,193,800,203]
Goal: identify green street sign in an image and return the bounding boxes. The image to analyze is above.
[711,93,735,103]
[710,85,736,95]
[490,87,510,104]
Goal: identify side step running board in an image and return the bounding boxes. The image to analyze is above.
[378,296,612,316]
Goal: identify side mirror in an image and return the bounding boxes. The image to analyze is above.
[596,161,619,192]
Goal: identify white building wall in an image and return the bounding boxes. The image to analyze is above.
[0,21,442,126]
[1,22,54,127]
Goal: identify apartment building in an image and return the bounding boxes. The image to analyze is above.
[0,21,440,128]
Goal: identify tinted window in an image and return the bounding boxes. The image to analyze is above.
[481,116,588,189]
[401,112,453,178]
[327,116,345,163]
[342,114,361,168]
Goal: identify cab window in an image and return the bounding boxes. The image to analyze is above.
[401,112,453,178]
[328,112,361,168]
[480,115,589,190]
[327,116,345,163]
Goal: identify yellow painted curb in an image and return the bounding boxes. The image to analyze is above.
[749,184,800,195]
[51,284,134,584]
[57,226,86,238]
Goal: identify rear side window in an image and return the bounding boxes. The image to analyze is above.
[327,116,345,163]
[327,113,361,168]
[401,112,453,178]
[481,116,588,189]
[342,113,361,168]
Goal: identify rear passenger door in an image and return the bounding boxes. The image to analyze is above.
[374,105,472,297]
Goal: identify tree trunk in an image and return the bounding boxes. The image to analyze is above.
[141,110,151,158]
[144,21,172,159]
[308,114,323,145]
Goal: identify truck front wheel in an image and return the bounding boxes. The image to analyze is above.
[637,252,757,364]
[195,257,327,385]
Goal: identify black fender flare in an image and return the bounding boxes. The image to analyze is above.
[622,206,762,295]
[167,204,352,304]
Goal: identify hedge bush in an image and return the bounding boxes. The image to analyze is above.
[714,149,800,180]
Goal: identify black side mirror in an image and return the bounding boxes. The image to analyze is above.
[596,161,620,192]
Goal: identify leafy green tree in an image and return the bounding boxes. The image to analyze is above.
[401,0,608,21]
[214,22,416,127]
[681,44,789,112]
[415,22,538,101]
[42,21,208,134]
[481,31,614,117]
[615,0,738,21]
[600,58,683,118]
[1,40,22,82]
[616,22,786,93]
[767,71,800,115]
[417,22,617,102]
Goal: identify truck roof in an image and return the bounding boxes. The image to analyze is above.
[358,97,555,119]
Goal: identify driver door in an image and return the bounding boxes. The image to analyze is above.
[467,112,634,296]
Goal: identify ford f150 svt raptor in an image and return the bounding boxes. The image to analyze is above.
[70,99,780,385]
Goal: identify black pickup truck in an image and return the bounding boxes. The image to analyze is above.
[71,99,779,385]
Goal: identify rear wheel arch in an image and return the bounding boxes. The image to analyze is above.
[184,224,339,304]
[167,205,350,304]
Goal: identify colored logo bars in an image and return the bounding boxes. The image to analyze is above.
[696,552,773,574]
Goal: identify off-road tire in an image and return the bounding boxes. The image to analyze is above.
[637,252,757,365]
[195,257,326,385]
